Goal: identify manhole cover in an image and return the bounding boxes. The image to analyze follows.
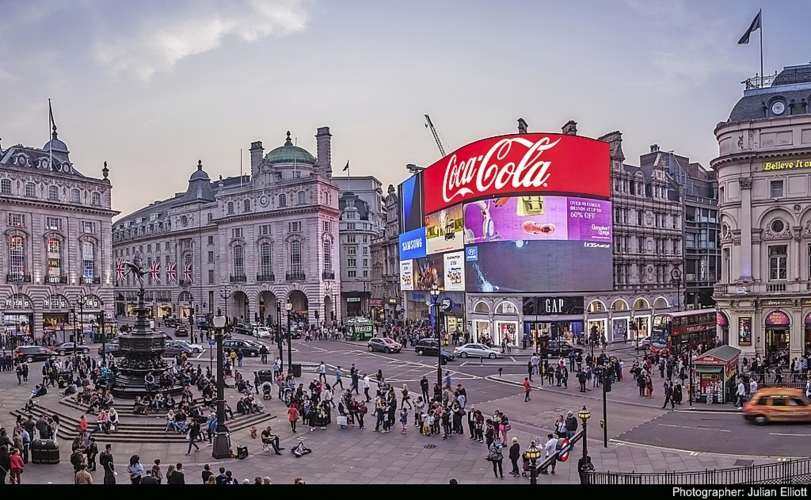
[734,459,754,467]
[424,444,437,449]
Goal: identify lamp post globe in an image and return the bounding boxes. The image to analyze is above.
[525,441,541,485]
[211,310,230,459]
[429,284,441,396]
[578,405,591,462]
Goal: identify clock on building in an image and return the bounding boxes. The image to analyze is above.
[180,215,188,227]
[771,101,785,115]
[259,194,269,207]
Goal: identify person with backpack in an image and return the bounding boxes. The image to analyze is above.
[487,436,504,479]
[99,444,116,485]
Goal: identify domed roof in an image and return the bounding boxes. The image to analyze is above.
[264,131,316,165]
[189,159,209,181]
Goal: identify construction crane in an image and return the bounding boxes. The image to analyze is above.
[424,114,447,157]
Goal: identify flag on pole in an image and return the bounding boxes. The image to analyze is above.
[738,10,762,44]
[183,262,193,283]
[115,258,126,282]
[149,261,161,283]
[166,262,177,283]
[343,160,349,172]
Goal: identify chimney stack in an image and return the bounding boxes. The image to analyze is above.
[517,118,528,134]
[315,127,332,177]
[561,120,577,135]
[249,141,264,178]
[650,144,660,152]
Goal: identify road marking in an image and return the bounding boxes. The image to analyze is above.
[657,423,730,433]
[510,357,515,362]
[769,432,811,437]
[311,347,328,353]
[460,362,468,367]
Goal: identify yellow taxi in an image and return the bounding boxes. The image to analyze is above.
[743,388,811,425]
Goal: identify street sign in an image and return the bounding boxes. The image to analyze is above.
[556,438,571,462]
[440,297,453,313]
[208,339,216,346]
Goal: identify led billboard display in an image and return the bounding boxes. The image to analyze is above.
[423,133,610,214]
[414,254,445,290]
[463,196,611,244]
[425,203,464,255]
[398,173,424,234]
[464,240,613,293]
[400,260,414,291]
[399,228,427,261]
[443,251,465,291]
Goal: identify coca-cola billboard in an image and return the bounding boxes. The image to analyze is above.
[423,133,609,214]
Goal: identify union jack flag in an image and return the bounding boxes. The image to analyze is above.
[149,261,161,282]
[166,262,177,283]
[183,262,192,283]
[115,258,126,282]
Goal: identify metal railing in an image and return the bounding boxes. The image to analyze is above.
[256,274,275,282]
[322,271,335,280]
[588,458,811,485]
[6,274,31,283]
[286,272,306,282]
[230,274,247,283]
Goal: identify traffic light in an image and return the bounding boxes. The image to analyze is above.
[603,373,612,392]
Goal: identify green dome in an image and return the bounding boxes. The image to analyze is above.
[265,131,316,165]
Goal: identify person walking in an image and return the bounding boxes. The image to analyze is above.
[508,437,521,476]
[523,377,532,402]
[541,434,558,475]
[662,382,675,409]
[287,404,299,433]
[127,455,144,484]
[185,421,201,455]
[334,366,344,390]
[8,448,23,484]
[99,444,116,485]
[318,362,327,384]
[420,376,430,402]
[487,436,504,479]
[363,374,371,402]
[527,361,534,383]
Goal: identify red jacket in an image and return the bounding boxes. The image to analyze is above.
[9,453,24,471]
[523,380,532,392]
[287,407,299,422]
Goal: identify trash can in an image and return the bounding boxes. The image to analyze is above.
[31,439,60,464]
[237,445,248,459]
[291,364,302,378]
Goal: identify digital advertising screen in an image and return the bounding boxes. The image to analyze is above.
[443,251,465,291]
[464,240,613,293]
[414,253,445,290]
[400,260,414,291]
[399,228,427,261]
[425,204,464,255]
[398,173,424,234]
[463,196,611,244]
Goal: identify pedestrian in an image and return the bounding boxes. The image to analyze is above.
[527,361,534,382]
[420,376,430,402]
[487,436,504,479]
[363,374,371,402]
[565,411,578,439]
[75,463,93,484]
[168,463,185,484]
[578,454,595,484]
[334,366,344,390]
[400,408,409,434]
[508,437,521,476]
[541,434,558,475]
[127,454,144,484]
[735,378,746,409]
[99,444,116,485]
[523,377,532,402]
[0,445,11,485]
[318,362,327,384]
[287,404,299,433]
[663,382,675,409]
[9,447,23,484]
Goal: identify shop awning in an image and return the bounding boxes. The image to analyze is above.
[695,365,723,373]
[694,345,741,366]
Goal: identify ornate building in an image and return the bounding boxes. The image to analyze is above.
[713,63,811,361]
[0,122,118,341]
[370,184,400,323]
[113,128,341,326]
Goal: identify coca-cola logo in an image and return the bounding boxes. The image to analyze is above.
[422,133,609,214]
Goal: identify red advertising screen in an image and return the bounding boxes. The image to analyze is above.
[423,133,610,214]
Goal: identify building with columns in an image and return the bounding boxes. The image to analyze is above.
[113,128,341,327]
[0,122,118,342]
[713,63,811,362]
[370,184,400,324]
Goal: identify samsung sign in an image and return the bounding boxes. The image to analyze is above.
[399,228,427,260]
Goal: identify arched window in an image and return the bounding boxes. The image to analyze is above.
[298,191,306,205]
[70,189,80,203]
[227,202,234,215]
[48,185,59,201]
[279,194,287,207]
[244,199,251,212]
[0,179,10,195]
[474,301,490,314]
[82,241,95,278]
[260,242,272,277]
[47,239,61,277]
[290,240,302,274]
[9,236,25,280]
[25,182,36,198]
[91,192,101,206]
[233,245,245,277]
[323,240,332,271]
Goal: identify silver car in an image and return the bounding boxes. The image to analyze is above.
[454,343,503,359]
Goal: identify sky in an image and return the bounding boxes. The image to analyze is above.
[0,0,807,219]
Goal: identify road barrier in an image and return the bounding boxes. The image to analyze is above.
[587,458,811,485]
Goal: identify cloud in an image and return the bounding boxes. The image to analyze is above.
[93,0,309,81]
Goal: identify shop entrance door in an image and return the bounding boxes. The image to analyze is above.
[765,328,789,365]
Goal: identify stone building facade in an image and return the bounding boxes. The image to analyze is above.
[0,125,118,341]
[113,128,342,327]
[713,63,811,362]
[370,185,400,323]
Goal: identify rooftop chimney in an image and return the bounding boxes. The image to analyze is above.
[650,144,660,153]
[249,141,264,179]
[561,120,577,135]
[315,127,332,177]
[517,118,528,134]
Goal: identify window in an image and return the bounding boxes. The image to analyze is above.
[698,230,708,249]
[363,270,368,278]
[25,183,36,198]
[260,224,272,236]
[685,233,695,249]
[346,211,357,220]
[348,258,357,267]
[146,244,151,253]
[45,217,61,231]
[232,228,243,239]
[673,215,679,229]
[82,221,95,234]
[91,192,101,206]
[298,191,306,205]
[207,236,213,245]
[323,221,331,233]
[208,269,214,284]
[362,247,368,255]
[770,180,784,199]
[9,236,25,279]
[227,202,234,215]
[288,221,301,232]
[323,241,332,271]
[8,214,24,227]
[166,241,171,250]
[244,199,251,212]
[70,189,80,203]
[769,245,787,281]
[233,245,244,276]
[279,194,287,207]
[347,223,355,230]
[207,213,213,223]
[347,246,357,256]
[363,258,368,267]
[347,235,356,243]
[290,241,302,274]
[82,241,95,278]
[771,219,785,233]
[47,239,61,276]
[208,251,214,264]
[348,270,357,278]
[260,242,273,276]
[48,185,59,201]
[719,186,724,203]
[0,179,10,194]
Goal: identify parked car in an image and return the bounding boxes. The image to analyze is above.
[454,343,503,359]
[253,326,272,339]
[175,325,189,337]
[233,323,253,336]
[414,339,455,361]
[545,339,583,358]
[368,337,402,353]
[98,339,123,357]
[163,317,180,328]
[15,346,57,363]
[744,388,811,424]
[53,342,91,356]
[163,340,194,358]
[173,339,204,354]
[222,339,262,357]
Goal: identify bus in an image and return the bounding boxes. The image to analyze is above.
[650,310,717,355]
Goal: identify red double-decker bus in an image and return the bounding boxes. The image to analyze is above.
[650,310,717,355]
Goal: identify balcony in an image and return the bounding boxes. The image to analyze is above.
[44,275,68,284]
[256,274,275,282]
[6,274,31,283]
[80,276,101,285]
[286,272,306,282]
[322,270,335,280]
[230,274,247,283]
[767,283,786,293]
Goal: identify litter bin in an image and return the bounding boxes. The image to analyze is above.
[291,364,302,378]
[31,439,60,464]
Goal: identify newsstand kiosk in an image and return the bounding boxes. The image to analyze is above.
[693,345,741,404]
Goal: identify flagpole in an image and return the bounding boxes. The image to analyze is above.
[759,8,764,88]
[48,99,53,170]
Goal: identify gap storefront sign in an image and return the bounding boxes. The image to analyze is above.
[399,228,427,261]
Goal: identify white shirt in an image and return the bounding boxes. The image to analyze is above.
[544,438,558,458]
[736,382,745,396]
[318,364,325,374]
[750,380,758,395]
[363,376,370,389]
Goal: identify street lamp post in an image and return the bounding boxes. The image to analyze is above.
[285,301,293,374]
[671,267,682,313]
[212,311,230,459]
[276,301,283,372]
[688,347,694,408]
[430,284,441,395]
[578,405,591,463]
[525,441,541,485]
[219,287,230,336]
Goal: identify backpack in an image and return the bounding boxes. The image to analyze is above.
[359,402,368,415]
